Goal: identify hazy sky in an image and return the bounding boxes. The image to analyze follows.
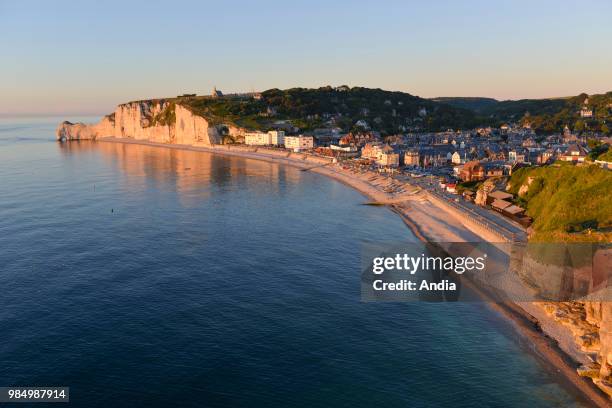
[2,0,611,115]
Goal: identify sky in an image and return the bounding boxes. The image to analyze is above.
[1,0,612,115]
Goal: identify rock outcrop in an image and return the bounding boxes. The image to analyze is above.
[517,176,535,197]
[541,301,612,397]
[521,244,612,397]
[474,177,506,206]
[56,100,233,146]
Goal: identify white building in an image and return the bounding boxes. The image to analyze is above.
[268,130,285,145]
[244,130,286,146]
[330,144,357,152]
[354,119,369,129]
[580,106,593,118]
[244,132,270,146]
[451,151,465,165]
[284,135,314,151]
[580,97,593,118]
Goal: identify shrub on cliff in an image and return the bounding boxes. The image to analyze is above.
[150,102,176,127]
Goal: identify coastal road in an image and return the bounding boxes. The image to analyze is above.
[397,175,527,242]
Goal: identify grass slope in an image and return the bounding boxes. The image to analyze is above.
[508,163,612,241]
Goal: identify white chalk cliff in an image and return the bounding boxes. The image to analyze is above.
[56,100,239,145]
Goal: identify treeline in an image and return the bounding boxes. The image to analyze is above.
[441,92,612,134]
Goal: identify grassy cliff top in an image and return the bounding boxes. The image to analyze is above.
[507,162,612,241]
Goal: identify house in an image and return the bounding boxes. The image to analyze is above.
[378,151,400,167]
[489,195,526,221]
[446,183,457,194]
[417,144,456,167]
[484,166,503,178]
[459,161,485,182]
[404,150,419,166]
[284,135,314,151]
[522,137,537,148]
[537,149,555,164]
[486,190,514,205]
[491,199,512,213]
[369,145,399,167]
[355,119,369,129]
[560,144,589,162]
[504,205,526,217]
[340,131,380,147]
[451,151,465,165]
[361,143,383,160]
[509,150,526,163]
[482,162,504,178]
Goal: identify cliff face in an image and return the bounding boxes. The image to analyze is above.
[56,100,231,146]
[518,244,612,397]
[541,301,612,397]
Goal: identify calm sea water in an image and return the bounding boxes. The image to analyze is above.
[0,117,588,407]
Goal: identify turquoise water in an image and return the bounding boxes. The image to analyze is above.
[0,117,588,407]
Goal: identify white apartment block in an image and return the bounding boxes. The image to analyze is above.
[244,132,270,146]
[268,130,285,145]
[244,130,286,146]
[284,135,314,151]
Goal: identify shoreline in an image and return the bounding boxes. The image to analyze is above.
[95,137,608,406]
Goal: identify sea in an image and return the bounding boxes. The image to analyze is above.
[0,116,589,407]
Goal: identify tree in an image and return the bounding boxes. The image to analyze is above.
[587,138,602,149]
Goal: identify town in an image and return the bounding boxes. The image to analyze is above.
[212,87,611,231]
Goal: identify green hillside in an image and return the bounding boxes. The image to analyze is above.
[482,92,612,134]
[135,88,612,135]
[429,97,499,113]
[432,92,612,134]
[507,163,612,241]
[173,86,482,134]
